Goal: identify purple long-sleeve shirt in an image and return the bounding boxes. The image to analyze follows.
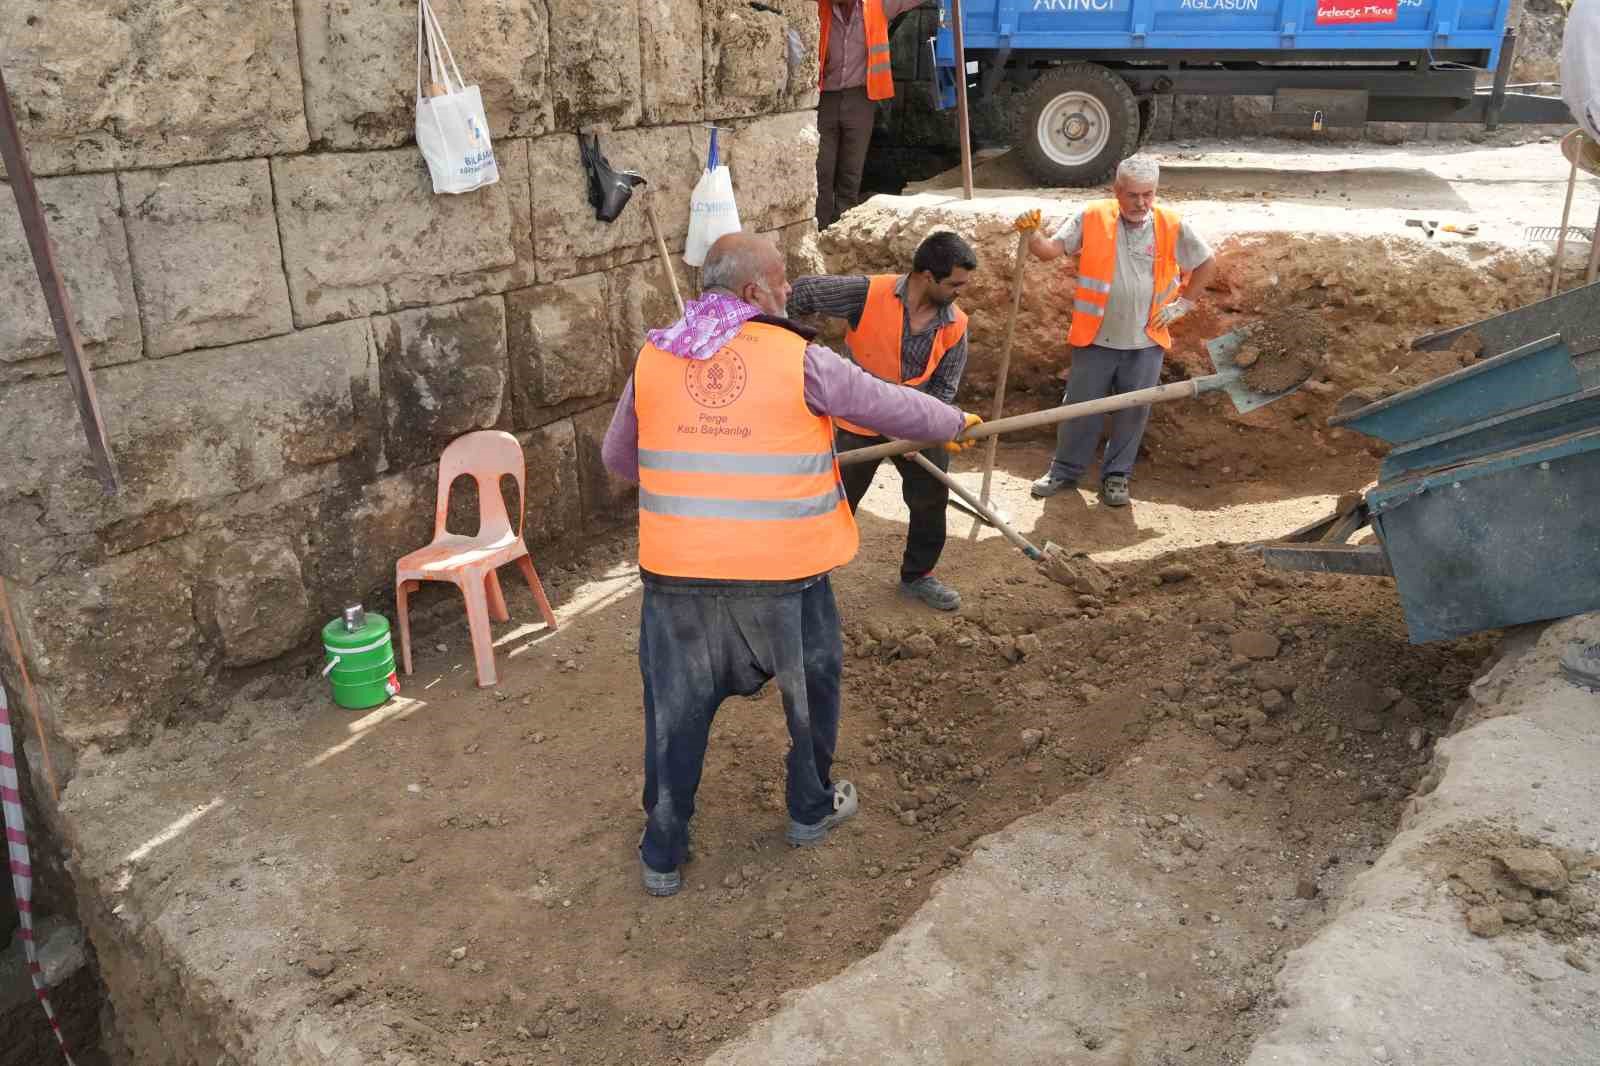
[602,308,964,483]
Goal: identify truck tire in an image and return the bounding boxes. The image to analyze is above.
[1017,64,1141,187]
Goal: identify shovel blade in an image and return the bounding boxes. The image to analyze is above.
[1203,330,1310,414]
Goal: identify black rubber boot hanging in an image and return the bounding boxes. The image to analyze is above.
[579,132,645,223]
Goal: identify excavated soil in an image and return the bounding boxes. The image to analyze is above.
[65,160,1576,1064]
[1235,311,1330,396]
[67,432,1502,1066]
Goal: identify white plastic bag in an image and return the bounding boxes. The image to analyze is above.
[684,131,741,267]
[415,0,498,195]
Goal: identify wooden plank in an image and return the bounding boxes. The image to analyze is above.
[0,67,119,494]
[1261,543,1392,577]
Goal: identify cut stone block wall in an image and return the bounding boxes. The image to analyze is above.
[0,0,822,758]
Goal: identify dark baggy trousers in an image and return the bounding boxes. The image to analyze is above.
[836,429,949,582]
[638,575,843,874]
[1049,343,1166,483]
[816,87,876,229]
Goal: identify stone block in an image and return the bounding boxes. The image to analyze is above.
[519,419,583,549]
[119,161,293,358]
[296,0,551,150]
[0,0,308,176]
[639,0,704,125]
[782,1,822,112]
[572,403,636,530]
[1221,97,1275,139]
[705,0,790,121]
[0,321,377,541]
[1365,122,1429,146]
[375,296,510,470]
[0,174,141,381]
[548,0,642,131]
[718,110,820,232]
[199,537,312,667]
[767,220,827,284]
[13,542,206,746]
[607,258,693,369]
[1171,96,1223,141]
[529,127,701,282]
[508,274,620,426]
[272,141,533,327]
[323,465,440,608]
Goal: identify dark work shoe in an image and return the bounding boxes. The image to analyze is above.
[1031,473,1078,498]
[1561,641,1600,690]
[641,860,681,897]
[900,574,961,612]
[1100,475,1131,508]
[786,781,860,847]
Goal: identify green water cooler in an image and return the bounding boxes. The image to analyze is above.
[321,605,400,710]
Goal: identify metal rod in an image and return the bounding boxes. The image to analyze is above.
[979,233,1029,506]
[0,578,60,804]
[1552,137,1581,298]
[907,452,1041,560]
[1485,28,1516,131]
[0,68,119,494]
[643,197,685,317]
[839,376,1210,467]
[950,0,974,200]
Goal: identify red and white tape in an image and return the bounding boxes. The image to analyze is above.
[1,682,76,1064]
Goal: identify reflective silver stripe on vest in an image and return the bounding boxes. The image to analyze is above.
[640,490,843,521]
[1154,280,1180,306]
[1078,277,1112,295]
[867,62,892,75]
[1073,299,1106,317]
[868,43,891,55]
[639,449,834,476]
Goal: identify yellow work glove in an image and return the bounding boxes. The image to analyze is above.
[945,412,983,453]
[1013,209,1042,233]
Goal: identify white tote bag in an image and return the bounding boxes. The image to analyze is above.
[684,131,742,267]
[415,0,499,195]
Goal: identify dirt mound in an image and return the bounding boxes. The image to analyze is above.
[1410,825,1600,947]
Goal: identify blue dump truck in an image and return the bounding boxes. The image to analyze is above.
[931,0,1573,184]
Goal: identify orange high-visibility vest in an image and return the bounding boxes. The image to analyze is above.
[835,274,968,436]
[818,0,896,101]
[634,321,859,581]
[1068,200,1184,351]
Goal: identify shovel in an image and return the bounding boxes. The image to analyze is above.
[838,334,1304,468]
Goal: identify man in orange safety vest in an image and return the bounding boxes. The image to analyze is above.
[1018,155,1217,508]
[816,0,926,229]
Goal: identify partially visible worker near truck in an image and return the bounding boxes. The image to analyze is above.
[816,0,927,229]
[1017,155,1218,508]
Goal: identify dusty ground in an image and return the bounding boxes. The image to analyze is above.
[65,433,1498,1066]
[53,139,1598,1065]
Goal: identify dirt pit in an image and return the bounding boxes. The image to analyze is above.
[64,426,1505,1066]
[62,156,1574,1063]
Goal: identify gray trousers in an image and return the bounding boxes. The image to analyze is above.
[816,87,876,229]
[1049,343,1165,483]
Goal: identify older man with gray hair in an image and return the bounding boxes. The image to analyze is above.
[1016,155,1217,507]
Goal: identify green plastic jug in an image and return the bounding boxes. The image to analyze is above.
[322,606,399,710]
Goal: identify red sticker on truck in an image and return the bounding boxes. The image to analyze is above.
[1314,0,1398,24]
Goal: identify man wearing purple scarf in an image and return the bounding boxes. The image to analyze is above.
[604,233,979,896]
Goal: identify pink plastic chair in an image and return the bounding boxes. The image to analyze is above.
[395,430,558,687]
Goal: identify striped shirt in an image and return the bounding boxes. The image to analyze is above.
[787,274,968,405]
